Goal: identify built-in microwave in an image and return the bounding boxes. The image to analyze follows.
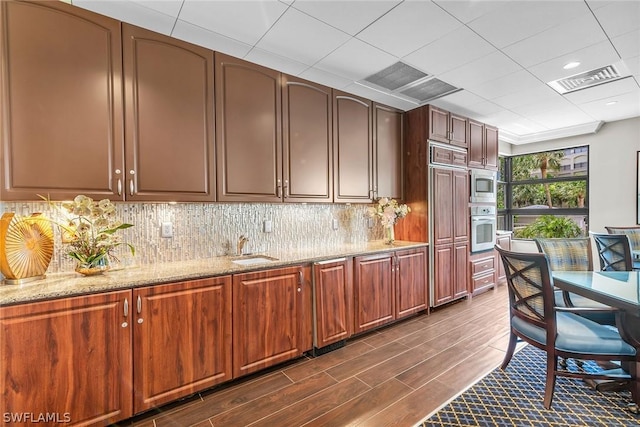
[470,169,497,204]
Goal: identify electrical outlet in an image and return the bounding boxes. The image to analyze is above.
[264,220,272,233]
[161,221,173,238]
[332,218,339,230]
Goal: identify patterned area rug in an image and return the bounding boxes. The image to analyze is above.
[420,345,638,426]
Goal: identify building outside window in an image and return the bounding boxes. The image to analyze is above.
[497,146,589,239]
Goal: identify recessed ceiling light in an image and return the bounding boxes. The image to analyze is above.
[605,101,617,106]
[563,61,580,70]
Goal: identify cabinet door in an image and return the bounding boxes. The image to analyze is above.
[484,125,499,170]
[233,265,310,377]
[216,53,282,202]
[432,168,453,245]
[0,0,123,201]
[496,234,511,283]
[454,242,470,299]
[395,248,428,319]
[467,119,485,169]
[282,76,333,202]
[133,277,232,413]
[374,103,403,200]
[333,91,373,203]
[427,105,449,143]
[0,290,133,424]
[353,253,394,333]
[123,24,215,202]
[449,114,468,148]
[313,259,353,348]
[433,244,453,306]
[453,169,470,242]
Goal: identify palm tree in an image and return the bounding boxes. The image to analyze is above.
[533,151,564,207]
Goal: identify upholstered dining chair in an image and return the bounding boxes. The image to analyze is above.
[535,238,615,327]
[495,246,635,409]
[604,226,640,270]
[592,233,634,272]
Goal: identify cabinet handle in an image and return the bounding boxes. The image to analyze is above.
[123,298,129,318]
[129,179,134,196]
[117,178,122,196]
[284,180,289,198]
[298,270,303,285]
[277,179,282,198]
[137,295,142,314]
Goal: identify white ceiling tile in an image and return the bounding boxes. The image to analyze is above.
[437,51,522,89]
[172,20,252,57]
[433,0,504,24]
[625,56,640,78]
[510,96,575,117]
[130,0,183,18]
[578,90,640,122]
[468,1,591,49]
[256,7,350,66]
[612,29,640,60]
[525,105,596,128]
[527,40,621,83]
[314,38,397,81]
[402,26,496,76]
[502,13,607,68]
[356,1,462,58]
[299,67,352,89]
[244,48,309,75]
[498,118,549,135]
[563,77,640,105]
[467,70,543,100]
[74,0,176,34]
[491,84,562,110]
[436,90,488,108]
[291,0,400,36]
[178,0,288,45]
[592,0,640,38]
[343,83,418,111]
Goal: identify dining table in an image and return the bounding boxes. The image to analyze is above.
[552,270,640,413]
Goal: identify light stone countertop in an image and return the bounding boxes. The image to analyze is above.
[0,240,428,306]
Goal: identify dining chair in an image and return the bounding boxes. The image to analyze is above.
[495,246,635,409]
[535,238,615,327]
[592,233,634,271]
[604,226,640,270]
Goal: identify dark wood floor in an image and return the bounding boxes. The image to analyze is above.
[125,284,511,427]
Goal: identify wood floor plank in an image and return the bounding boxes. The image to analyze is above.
[360,316,430,348]
[207,372,338,426]
[395,344,474,390]
[325,341,410,382]
[250,376,372,426]
[302,378,413,427]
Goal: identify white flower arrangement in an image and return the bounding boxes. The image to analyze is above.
[368,197,410,228]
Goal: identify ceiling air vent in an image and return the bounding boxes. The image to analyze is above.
[359,61,461,104]
[362,61,429,91]
[399,77,461,103]
[548,63,630,94]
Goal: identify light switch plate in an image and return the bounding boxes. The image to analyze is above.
[161,222,173,238]
[332,218,339,230]
[264,220,272,233]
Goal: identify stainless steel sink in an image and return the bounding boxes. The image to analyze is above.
[231,255,278,266]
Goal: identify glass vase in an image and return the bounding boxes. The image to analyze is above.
[385,226,395,245]
[75,257,110,276]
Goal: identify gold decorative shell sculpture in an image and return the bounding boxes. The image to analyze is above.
[0,213,54,284]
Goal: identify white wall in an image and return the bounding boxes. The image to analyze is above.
[507,117,640,234]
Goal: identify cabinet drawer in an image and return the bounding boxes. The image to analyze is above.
[431,146,453,165]
[452,151,468,167]
[472,272,495,291]
[471,257,495,275]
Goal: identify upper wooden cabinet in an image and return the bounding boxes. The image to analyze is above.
[374,103,404,200]
[122,24,215,202]
[333,91,374,203]
[0,290,133,424]
[0,0,123,201]
[215,53,282,202]
[282,76,333,202]
[426,105,468,148]
[468,119,498,171]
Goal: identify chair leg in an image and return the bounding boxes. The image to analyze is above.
[500,332,518,370]
[543,353,557,409]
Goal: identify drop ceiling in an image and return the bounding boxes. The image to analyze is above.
[72,0,640,145]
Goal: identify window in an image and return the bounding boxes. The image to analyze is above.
[498,146,588,239]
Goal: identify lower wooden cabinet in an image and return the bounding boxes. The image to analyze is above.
[0,290,133,425]
[132,277,232,412]
[469,253,496,295]
[353,247,428,334]
[313,258,353,349]
[495,233,512,284]
[233,265,312,377]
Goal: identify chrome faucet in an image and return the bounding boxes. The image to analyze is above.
[237,235,249,256]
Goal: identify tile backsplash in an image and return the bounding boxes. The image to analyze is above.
[1,201,383,274]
